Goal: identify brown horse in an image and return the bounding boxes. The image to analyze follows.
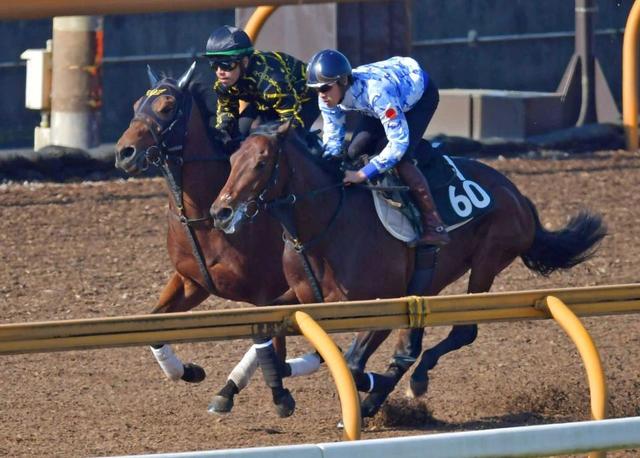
[114,63,313,418]
[210,122,606,417]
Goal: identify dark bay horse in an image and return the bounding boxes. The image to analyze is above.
[210,123,606,417]
[114,63,311,417]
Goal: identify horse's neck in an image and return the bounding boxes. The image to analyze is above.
[287,144,343,234]
[178,101,230,215]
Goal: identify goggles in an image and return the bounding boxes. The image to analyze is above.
[316,83,334,94]
[209,59,240,71]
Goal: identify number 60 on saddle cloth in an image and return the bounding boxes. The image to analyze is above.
[372,154,494,243]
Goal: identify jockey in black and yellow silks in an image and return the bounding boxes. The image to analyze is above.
[203,25,319,145]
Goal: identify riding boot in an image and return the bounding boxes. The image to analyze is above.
[396,160,450,247]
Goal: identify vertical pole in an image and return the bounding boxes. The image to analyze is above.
[51,16,103,150]
[623,0,640,152]
[575,0,597,126]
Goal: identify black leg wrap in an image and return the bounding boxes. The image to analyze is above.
[352,370,373,392]
[253,338,283,390]
[281,362,293,378]
[408,246,437,295]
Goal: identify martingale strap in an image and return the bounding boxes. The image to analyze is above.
[160,158,217,295]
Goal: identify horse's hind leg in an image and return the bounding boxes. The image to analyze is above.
[407,324,478,398]
[408,244,517,398]
[149,272,209,383]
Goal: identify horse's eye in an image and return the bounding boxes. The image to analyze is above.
[255,160,266,171]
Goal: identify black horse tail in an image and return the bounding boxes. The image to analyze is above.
[520,197,607,277]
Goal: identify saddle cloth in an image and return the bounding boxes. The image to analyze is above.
[372,152,494,243]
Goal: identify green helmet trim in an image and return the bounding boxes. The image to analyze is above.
[205,46,254,57]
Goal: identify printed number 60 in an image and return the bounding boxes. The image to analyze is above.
[448,180,491,217]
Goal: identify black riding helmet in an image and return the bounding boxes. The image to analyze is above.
[306,49,352,87]
[204,25,254,61]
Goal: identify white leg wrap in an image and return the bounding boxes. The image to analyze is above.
[227,345,258,391]
[287,351,322,377]
[150,345,184,381]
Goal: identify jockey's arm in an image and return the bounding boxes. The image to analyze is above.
[215,90,240,136]
[360,105,410,180]
[319,101,346,158]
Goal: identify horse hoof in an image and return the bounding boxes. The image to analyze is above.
[360,398,382,418]
[181,363,206,383]
[208,395,234,415]
[408,375,429,398]
[274,389,296,418]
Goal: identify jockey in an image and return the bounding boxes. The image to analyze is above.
[204,25,319,145]
[306,49,450,247]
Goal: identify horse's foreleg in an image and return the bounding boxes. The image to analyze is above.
[344,330,393,372]
[210,289,321,415]
[150,272,209,383]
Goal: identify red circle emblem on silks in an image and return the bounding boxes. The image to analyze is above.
[385,107,397,119]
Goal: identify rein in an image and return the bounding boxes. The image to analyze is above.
[253,141,351,303]
[134,81,226,295]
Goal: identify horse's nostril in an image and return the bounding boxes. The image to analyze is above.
[119,146,136,160]
[216,207,233,222]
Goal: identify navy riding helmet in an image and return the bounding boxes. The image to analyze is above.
[204,25,254,60]
[306,49,352,88]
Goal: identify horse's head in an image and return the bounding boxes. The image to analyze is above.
[210,122,292,234]
[115,62,196,175]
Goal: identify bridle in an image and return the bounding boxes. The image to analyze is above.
[132,75,227,295]
[235,132,347,303]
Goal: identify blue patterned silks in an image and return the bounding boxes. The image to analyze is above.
[320,56,427,179]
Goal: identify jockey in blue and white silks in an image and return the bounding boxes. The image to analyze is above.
[306,49,450,247]
[320,56,425,179]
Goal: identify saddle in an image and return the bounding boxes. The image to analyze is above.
[370,144,494,243]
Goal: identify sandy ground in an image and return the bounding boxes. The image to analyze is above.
[0,150,639,457]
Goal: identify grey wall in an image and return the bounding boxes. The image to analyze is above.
[0,10,233,148]
[411,0,630,105]
[0,1,633,148]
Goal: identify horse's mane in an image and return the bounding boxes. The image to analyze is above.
[249,121,343,180]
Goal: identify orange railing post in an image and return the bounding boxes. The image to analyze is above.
[623,0,640,151]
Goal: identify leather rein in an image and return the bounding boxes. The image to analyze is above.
[244,136,347,303]
[133,81,227,295]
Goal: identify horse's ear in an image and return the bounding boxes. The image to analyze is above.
[276,120,293,141]
[147,65,160,87]
[177,61,197,90]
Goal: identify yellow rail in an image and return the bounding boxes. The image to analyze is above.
[292,311,361,441]
[0,0,378,20]
[623,0,640,151]
[0,284,639,355]
[543,296,607,458]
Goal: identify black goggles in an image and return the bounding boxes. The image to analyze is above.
[316,84,334,94]
[209,59,240,71]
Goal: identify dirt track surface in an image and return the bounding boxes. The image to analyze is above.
[1,150,639,457]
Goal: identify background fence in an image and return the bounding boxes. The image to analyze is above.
[0,0,633,148]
